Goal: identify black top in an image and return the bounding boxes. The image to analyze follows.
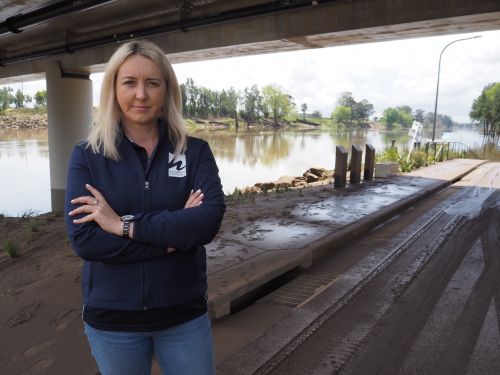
[83,137,207,331]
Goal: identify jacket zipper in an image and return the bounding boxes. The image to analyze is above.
[141,148,156,310]
[142,178,150,310]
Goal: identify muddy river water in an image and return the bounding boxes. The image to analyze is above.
[0,126,492,216]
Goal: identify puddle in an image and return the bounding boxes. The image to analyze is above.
[445,186,495,218]
[220,219,330,251]
[365,182,421,197]
[292,193,398,225]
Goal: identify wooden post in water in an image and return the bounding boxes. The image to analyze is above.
[364,144,375,181]
[334,145,348,188]
[350,145,362,184]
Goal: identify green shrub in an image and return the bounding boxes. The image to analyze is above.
[375,147,399,163]
[412,150,427,169]
[25,219,40,233]
[3,240,19,258]
[376,147,430,173]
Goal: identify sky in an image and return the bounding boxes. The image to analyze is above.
[3,29,500,123]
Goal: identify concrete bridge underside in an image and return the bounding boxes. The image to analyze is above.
[1,0,499,211]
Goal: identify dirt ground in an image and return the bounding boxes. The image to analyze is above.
[0,185,328,374]
[0,212,93,374]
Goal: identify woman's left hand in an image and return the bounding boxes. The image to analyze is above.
[184,189,203,208]
[69,184,122,236]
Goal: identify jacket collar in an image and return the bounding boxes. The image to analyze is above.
[116,118,172,174]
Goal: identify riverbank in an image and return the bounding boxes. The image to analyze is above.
[1,108,389,131]
[0,110,48,129]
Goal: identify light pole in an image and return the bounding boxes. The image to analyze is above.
[431,35,481,142]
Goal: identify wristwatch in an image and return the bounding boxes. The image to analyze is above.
[120,215,134,238]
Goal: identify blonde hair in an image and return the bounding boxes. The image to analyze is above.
[87,40,187,160]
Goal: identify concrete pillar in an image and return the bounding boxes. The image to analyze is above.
[350,145,362,184]
[364,144,375,181]
[46,61,92,212]
[334,145,348,188]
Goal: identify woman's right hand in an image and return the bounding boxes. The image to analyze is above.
[184,189,203,209]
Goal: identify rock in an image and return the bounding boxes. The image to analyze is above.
[309,167,327,178]
[241,186,260,194]
[277,175,295,184]
[260,182,276,191]
[375,162,400,178]
[0,113,48,129]
[291,176,307,187]
[276,182,292,189]
[304,172,319,183]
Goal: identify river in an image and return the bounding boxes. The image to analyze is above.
[0,125,494,216]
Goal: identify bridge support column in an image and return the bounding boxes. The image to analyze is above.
[46,61,92,212]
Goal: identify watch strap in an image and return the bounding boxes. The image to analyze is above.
[122,219,130,238]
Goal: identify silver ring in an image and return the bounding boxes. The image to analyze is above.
[93,198,98,205]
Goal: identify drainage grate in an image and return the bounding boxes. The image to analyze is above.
[258,273,338,308]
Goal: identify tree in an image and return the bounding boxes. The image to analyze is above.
[398,110,413,128]
[440,114,453,130]
[395,106,413,127]
[336,92,356,108]
[300,103,308,120]
[33,90,47,107]
[413,108,425,123]
[225,88,240,128]
[311,110,322,119]
[241,85,262,125]
[261,84,294,126]
[183,78,200,117]
[331,106,352,127]
[12,89,28,108]
[352,99,375,124]
[333,92,374,126]
[470,82,500,137]
[0,87,13,111]
[423,111,435,126]
[381,108,400,129]
[397,105,412,115]
[180,83,188,116]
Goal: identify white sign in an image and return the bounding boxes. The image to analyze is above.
[408,121,423,143]
[407,121,423,162]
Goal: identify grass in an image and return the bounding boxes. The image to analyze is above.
[1,107,47,116]
[3,239,19,258]
[25,219,40,233]
[375,143,475,173]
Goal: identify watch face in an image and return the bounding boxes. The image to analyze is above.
[120,215,134,221]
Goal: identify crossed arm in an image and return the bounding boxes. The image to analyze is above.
[68,183,203,243]
[65,143,225,264]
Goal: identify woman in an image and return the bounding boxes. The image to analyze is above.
[64,40,225,375]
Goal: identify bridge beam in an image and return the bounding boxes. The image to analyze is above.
[1,0,500,82]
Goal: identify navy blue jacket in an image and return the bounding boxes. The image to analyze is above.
[64,128,225,311]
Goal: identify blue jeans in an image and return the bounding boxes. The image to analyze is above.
[84,313,214,375]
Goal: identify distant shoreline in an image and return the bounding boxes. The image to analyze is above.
[0,112,48,129]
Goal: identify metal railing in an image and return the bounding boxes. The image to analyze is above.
[413,141,473,165]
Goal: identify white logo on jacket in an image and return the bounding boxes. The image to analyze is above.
[168,153,187,177]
